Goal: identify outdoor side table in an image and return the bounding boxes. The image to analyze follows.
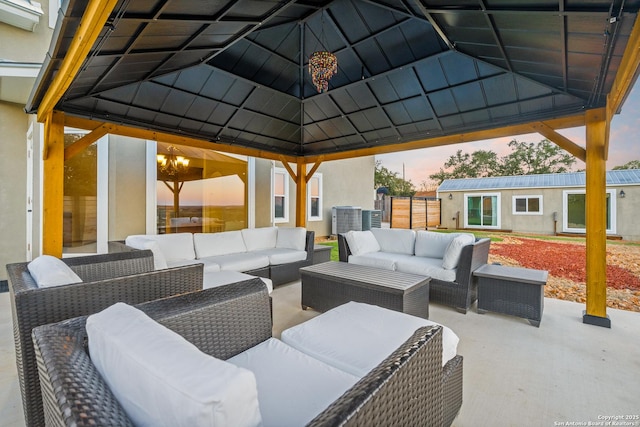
[474,264,548,327]
[300,262,431,319]
[313,245,332,264]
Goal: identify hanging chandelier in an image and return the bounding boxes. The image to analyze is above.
[157,146,189,176]
[309,51,338,93]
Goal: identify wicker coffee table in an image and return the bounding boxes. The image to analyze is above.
[300,262,431,319]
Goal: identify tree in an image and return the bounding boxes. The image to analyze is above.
[429,139,577,184]
[374,161,415,196]
[612,160,640,170]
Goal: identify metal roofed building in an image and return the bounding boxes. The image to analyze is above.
[438,170,640,241]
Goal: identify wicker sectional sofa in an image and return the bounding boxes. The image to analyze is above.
[126,227,314,286]
[32,280,447,426]
[7,250,204,427]
[338,228,491,313]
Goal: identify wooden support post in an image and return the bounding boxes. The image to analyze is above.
[583,108,610,328]
[295,159,307,227]
[42,111,65,257]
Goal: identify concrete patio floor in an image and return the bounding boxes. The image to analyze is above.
[1,282,639,426]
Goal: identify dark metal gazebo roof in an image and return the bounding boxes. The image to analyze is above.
[26,0,640,158]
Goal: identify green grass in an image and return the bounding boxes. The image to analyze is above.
[317,241,339,261]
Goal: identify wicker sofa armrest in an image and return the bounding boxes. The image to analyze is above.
[32,279,271,427]
[307,326,444,427]
[337,233,351,262]
[304,230,316,262]
[455,237,491,286]
[7,253,204,427]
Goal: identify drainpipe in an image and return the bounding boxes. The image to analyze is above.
[453,211,460,230]
[552,211,558,236]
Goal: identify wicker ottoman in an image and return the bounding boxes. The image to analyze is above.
[474,264,548,327]
[300,262,430,319]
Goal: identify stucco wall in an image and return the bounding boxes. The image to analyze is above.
[0,103,29,279]
[440,186,639,241]
[254,157,375,238]
[108,136,147,240]
[0,1,53,63]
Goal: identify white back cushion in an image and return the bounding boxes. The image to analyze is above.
[442,234,476,269]
[27,255,82,288]
[414,231,456,258]
[344,230,380,256]
[87,303,262,427]
[242,227,278,252]
[193,231,247,258]
[275,227,306,251]
[370,228,416,255]
[127,233,195,262]
[125,236,168,270]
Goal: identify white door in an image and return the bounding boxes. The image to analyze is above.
[26,125,34,261]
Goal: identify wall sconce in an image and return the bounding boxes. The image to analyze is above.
[448,193,453,200]
[620,190,626,198]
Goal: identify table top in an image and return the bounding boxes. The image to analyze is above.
[473,264,548,285]
[300,261,430,291]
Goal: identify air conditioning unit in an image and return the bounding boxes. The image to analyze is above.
[332,206,362,235]
[362,210,382,230]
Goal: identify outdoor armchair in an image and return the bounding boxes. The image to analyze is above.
[32,279,445,426]
[7,250,203,427]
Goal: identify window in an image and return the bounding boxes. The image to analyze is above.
[512,195,543,215]
[308,173,323,221]
[563,190,616,234]
[273,167,289,223]
[464,193,500,228]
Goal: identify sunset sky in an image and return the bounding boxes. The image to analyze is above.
[377,83,640,187]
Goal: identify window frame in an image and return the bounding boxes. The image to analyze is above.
[512,195,543,215]
[562,189,616,234]
[307,172,323,222]
[273,167,289,223]
[463,192,501,229]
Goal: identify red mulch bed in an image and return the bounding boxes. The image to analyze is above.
[491,237,640,291]
[489,236,640,312]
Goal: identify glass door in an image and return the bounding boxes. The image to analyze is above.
[465,193,500,228]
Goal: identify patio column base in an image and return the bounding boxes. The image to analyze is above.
[582,311,611,328]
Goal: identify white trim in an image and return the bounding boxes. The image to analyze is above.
[307,172,323,221]
[247,157,255,228]
[0,62,41,77]
[273,167,289,223]
[512,194,543,215]
[562,189,616,234]
[463,192,501,229]
[0,0,43,31]
[96,136,109,253]
[26,123,34,261]
[145,141,158,234]
[38,123,44,257]
[48,0,58,28]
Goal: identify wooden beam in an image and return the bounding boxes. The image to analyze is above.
[279,157,297,182]
[63,115,299,164]
[303,114,586,163]
[295,159,307,227]
[529,122,586,162]
[42,111,65,257]
[607,13,640,118]
[64,125,108,160]
[305,157,323,183]
[37,0,119,122]
[583,108,610,327]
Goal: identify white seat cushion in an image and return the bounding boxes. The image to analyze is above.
[370,228,416,255]
[228,338,359,427]
[414,231,455,258]
[27,255,82,288]
[275,227,306,251]
[193,231,246,258]
[166,259,221,273]
[347,252,399,271]
[253,248,307,265]
[394,256,457,282]
[203,271,273,294]
[343,230,380,256]
[200,253,269,272]
[127,233,196,263]
[242,227,278,251]
[87,303,262,427]
[281,301,459,376]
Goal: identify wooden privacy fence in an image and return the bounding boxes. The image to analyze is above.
[390,197,441,229]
